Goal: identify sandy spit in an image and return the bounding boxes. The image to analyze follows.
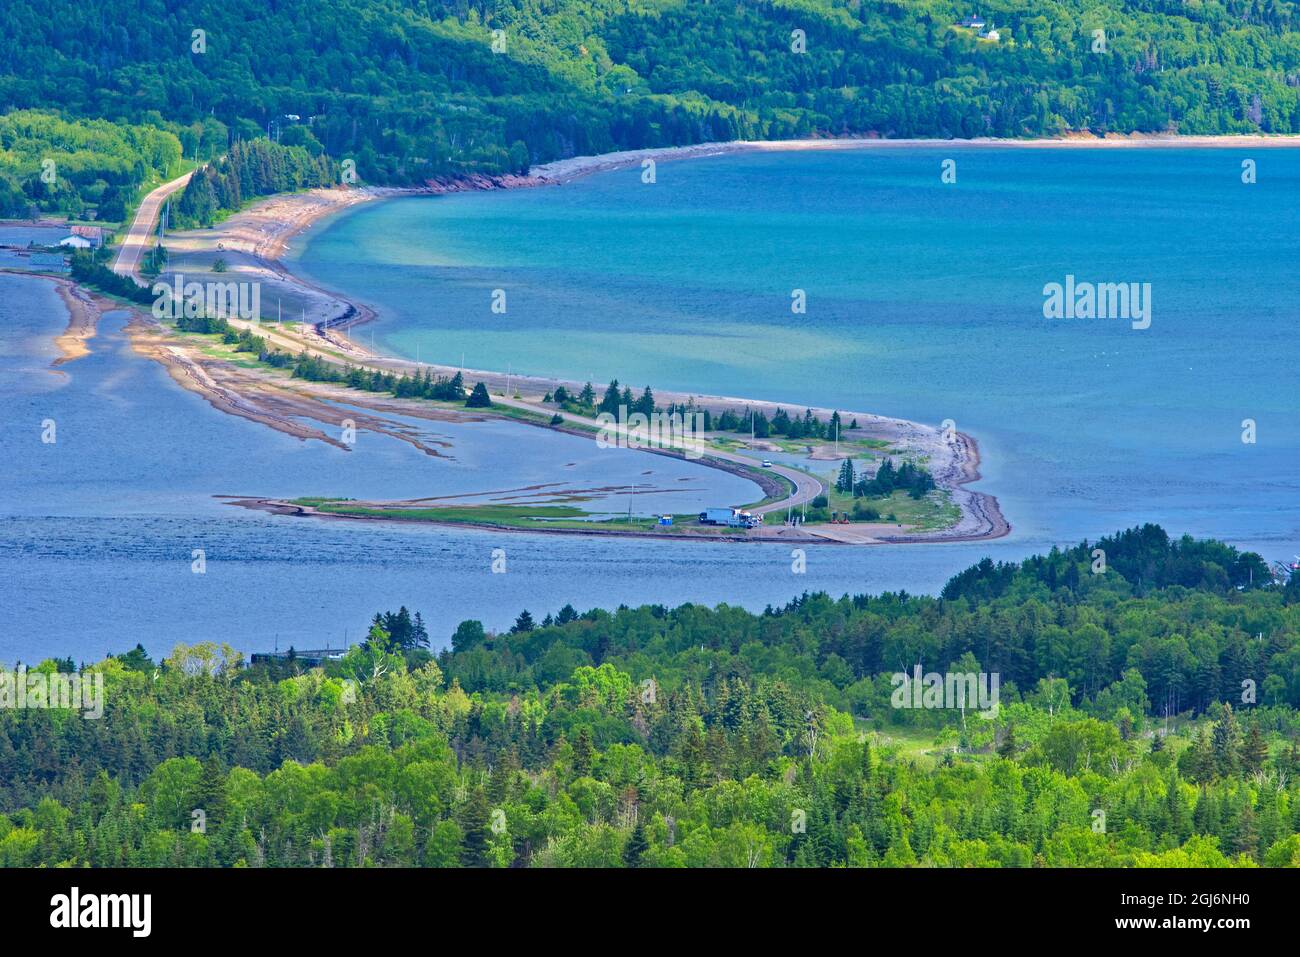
[79,133,1090,543]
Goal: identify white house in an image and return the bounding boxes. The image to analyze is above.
[70,224,105,246]
[960,14,987,29]
[980,28,1001,41]
[57,234,93,249]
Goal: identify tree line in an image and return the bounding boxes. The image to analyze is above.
[3,0,1298,192]
[1,529,1299,867]
[173,138,338,227]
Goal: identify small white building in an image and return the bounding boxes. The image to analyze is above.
[980,28,1001,41]
[70,224,106,246]
[57,234,93,249]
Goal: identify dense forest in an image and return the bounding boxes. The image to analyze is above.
[3,527,1300,867]
[0,110,182,219]
[172,139,339,227]
[1,0,1297,192]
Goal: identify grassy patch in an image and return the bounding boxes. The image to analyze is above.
[824,485,960,530]
[294,498,718,533]
[710,435,889,456]
[865,724,992,770]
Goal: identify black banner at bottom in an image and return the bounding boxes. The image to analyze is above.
[0,866,1276,942]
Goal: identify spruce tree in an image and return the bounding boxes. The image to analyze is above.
[572,726,594,777]
[1232,803,1259,858]
[598,380,621,415]
[1212,705,1242,777]
[998,723,1017,759]
[836,458,855,493]
[457,788,492,867]
[1241,722,1268,774]
[1166,773,1190,842]
[623,820,649,867]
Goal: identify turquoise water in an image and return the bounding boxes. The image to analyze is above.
[4,148,1299,664]
[292,147,1300,547]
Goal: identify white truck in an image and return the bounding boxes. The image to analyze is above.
[699,507,762,528]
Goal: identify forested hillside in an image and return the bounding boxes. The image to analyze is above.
[1,0,1297,191]
[0,110,183,219]
[171,139,339,226]
[3,526,1300,867]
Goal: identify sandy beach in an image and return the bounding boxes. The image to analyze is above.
[529,131,1300,183]
[160,280,1006,543]
[125,309,499,457]
[50,281,105,365]
[0,268,110,366]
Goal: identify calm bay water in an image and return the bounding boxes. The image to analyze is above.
[292,146,1300,549]
[3,148,1298,663]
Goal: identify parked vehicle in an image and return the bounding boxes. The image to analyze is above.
[699,507,762,528]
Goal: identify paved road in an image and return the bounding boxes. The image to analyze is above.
[112,171,194,279]
[750,464,823,517]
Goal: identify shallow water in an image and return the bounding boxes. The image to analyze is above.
[0,277,1042,665]
[4,148,1298,663]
